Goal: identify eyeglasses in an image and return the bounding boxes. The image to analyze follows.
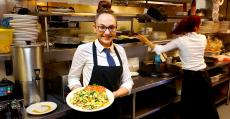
[97,25,117,32]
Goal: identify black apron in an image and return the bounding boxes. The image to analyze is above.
[77,42,123,119]
[180,70,219,119]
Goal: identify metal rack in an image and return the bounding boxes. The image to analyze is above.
[38,12,136,50]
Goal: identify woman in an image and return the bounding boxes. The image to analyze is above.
[137,15,219,119]
[68,1,133,119]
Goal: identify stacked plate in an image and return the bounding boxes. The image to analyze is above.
[219,21,230,33]
[200,21,219,33]
[3,14,39,44]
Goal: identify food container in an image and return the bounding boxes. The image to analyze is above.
[0,28,14,53]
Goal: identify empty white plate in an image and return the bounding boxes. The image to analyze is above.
[10,20,37,24]
[10,22,37,26]
[14,31,39,35]
[14,37,37,41]
[14,34,38,38]
[26,102,57,115]
[14,32,38,36]
[15,28,40,32]
[3,14,38,20]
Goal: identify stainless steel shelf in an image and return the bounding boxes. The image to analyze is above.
[0,53,11,61]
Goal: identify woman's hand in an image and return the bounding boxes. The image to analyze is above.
[113,87,129,98]
[136,34,155,49]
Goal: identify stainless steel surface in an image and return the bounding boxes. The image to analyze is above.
[0,54,11,61]
[45,16,49,50]
[12,44,45,107]
[45,61,71,103]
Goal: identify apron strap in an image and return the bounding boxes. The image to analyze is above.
[93,42,98,66]
[114,46,122,67]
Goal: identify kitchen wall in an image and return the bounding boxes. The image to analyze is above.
[1,0,230,81]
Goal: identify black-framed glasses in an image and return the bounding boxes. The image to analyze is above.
[97,25,117,32]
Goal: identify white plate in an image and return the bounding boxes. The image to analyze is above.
[10,23,37,26]
[131,72,139,77]
[15,28,40,32]
[26,102,57,115]
[10,19,37,23]
[66,87,114,112]
[14,33,38,38]
[10,21,37,24]
[14,31,39,35]
[14,37,37,41]
[3,14,38,20]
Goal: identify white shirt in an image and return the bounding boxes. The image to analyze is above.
[68,39,134,94]
[154,32,207,71]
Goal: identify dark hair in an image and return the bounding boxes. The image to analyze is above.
[171,15,201,35]
[95,0,114,20]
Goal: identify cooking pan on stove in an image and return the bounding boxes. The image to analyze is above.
[139,63,181,78]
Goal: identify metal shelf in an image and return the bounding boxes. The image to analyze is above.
[0,53,11,61]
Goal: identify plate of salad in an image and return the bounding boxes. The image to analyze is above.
[66,85,114,112]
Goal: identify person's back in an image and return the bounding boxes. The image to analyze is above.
[176,32,206,70]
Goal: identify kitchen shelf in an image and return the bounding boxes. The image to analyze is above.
[0,53,11,61]
[124,81,181,119]
[38,12,136,50]
[214,92,228,105]
[212,77,230,87]
[206,63,230,105]
[135,95,180,119]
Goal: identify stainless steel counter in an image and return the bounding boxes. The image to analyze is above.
[18,74,180,119]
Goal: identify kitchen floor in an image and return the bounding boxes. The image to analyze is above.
[217,102,230,119]
[142,101,230,119]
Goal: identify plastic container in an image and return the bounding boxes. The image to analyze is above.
[0,28,14,53]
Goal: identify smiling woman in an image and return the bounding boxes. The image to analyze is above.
[67,0,134,119]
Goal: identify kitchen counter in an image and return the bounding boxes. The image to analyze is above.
[3,61,230,119]
[18,74,180,119]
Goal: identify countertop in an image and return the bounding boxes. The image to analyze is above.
[3,61,230,119]
[20,74,180,119]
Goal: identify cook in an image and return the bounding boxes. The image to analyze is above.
[137,15,219,119]
[67,0,133,119]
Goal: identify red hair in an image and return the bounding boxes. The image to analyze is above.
[172,15,201,35]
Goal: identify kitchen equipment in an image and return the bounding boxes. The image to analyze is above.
[0,78,14,101]
[147,6,167,21]
[53,36,82,48]
[12,44,45,107]
[139,63,181,78]
[45,61,71,103]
